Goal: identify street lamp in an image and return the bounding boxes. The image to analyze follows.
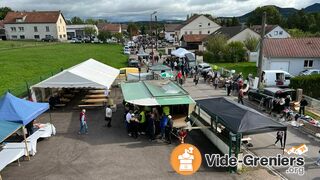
[150,11,157,65]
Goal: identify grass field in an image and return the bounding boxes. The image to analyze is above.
[0,41,128,96]
[211,62,257,78]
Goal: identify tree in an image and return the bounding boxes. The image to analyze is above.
[140,25,146,35]
[247,6,281,25]
[127,23,139,38]
[71,16,84,24]
[0,7,13,20]
[231,17,240,26]
[84,27,97,39]
[224,41,246,63]
[206,35,228,61]
[97,30,112,42]
[244,37,259,51]
[85,18,97,25]
[113,32,123,43]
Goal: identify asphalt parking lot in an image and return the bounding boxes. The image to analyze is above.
[1,87,280,180]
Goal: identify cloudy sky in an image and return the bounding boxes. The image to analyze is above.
[0,0,318,22]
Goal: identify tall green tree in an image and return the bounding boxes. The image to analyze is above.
[84,27,97,38]
[0,7,13,20]
[206,35,228,61]
[247,6,282,25]
[97,30,112,42]
[244,37,259,52]
[85,18,97,25]
[127,23,139,37]
[71,16,84,24]
[231,17,240,26]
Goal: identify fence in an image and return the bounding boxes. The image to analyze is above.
[1,68,64,98]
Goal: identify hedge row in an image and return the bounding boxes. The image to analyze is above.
[290,74,320,99]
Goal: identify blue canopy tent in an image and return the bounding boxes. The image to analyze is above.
[0,121,22,143]
[0,92,49,125]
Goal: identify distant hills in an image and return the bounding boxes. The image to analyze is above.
[238,3,320,22]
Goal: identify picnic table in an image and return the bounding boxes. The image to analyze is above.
[82,98,108,104]
[85,94,109,99]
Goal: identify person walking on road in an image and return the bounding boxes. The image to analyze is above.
[79,109,88,135]
[238,86,244,105]
[274,131,284,148]
[299,96,308,115]
[315,149,320,166]
[105,105,112,127]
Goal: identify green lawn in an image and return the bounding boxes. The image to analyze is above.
[0,40,56,50]
[0,42,127,96]
[211,62,257,78]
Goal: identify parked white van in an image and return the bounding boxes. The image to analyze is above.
[262,70,294,87]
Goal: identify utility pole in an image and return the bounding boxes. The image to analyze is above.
[257,12,267,89]
[155,15,158,50]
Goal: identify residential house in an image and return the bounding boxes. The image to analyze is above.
[259,38,320,76]
[97,23,122,34]
[66,24,98,39]
[164,24,180,43]
[3,11,67,41]
[175,15,220,41]
[121,24,128,33]
[210,25,260,43]
[180,34,208,50]
[251,25,290,38]
[0,20,5,40]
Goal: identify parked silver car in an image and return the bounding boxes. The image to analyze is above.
[299,69,320,76]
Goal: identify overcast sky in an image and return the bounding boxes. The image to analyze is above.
[0,0,318,22]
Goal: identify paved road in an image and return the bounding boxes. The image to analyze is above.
[182,78,320,180]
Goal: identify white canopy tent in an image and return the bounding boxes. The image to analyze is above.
[171,48,194,58]
[31,58,120,101]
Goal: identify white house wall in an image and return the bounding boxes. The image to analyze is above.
[262,57,320,76]
[178,16,220,39]
[228,28,260,43]
[266,26,290,38]
[5,14,67,41]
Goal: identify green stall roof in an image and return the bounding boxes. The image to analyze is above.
[121,81,195,106]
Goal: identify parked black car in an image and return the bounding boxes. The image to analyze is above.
[41,36,55,42]
[248,87,296,103]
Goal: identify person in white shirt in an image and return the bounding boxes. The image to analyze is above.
[105,105,112,127]
[126,110,133,136]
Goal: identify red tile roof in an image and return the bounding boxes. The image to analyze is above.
[3,11,61,24]
[263,38,320,58]
[251,25,278,34]
[164,24,181,32]
[181,34,208,43]
[98,23,121,33]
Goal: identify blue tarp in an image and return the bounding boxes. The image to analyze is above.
[0,92,49,125]
[0,121,22,143]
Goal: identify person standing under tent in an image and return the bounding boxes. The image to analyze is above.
[165,115,173,144]
[160,114,168,140]
[126,110,133,136]
[147,112,155,141]
[139,110,146,135]
[79,109,88,135]
[105,105,112,127]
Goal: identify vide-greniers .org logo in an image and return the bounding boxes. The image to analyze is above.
[205,154,305,176]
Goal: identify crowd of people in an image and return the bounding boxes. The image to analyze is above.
[124,103,174,144]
